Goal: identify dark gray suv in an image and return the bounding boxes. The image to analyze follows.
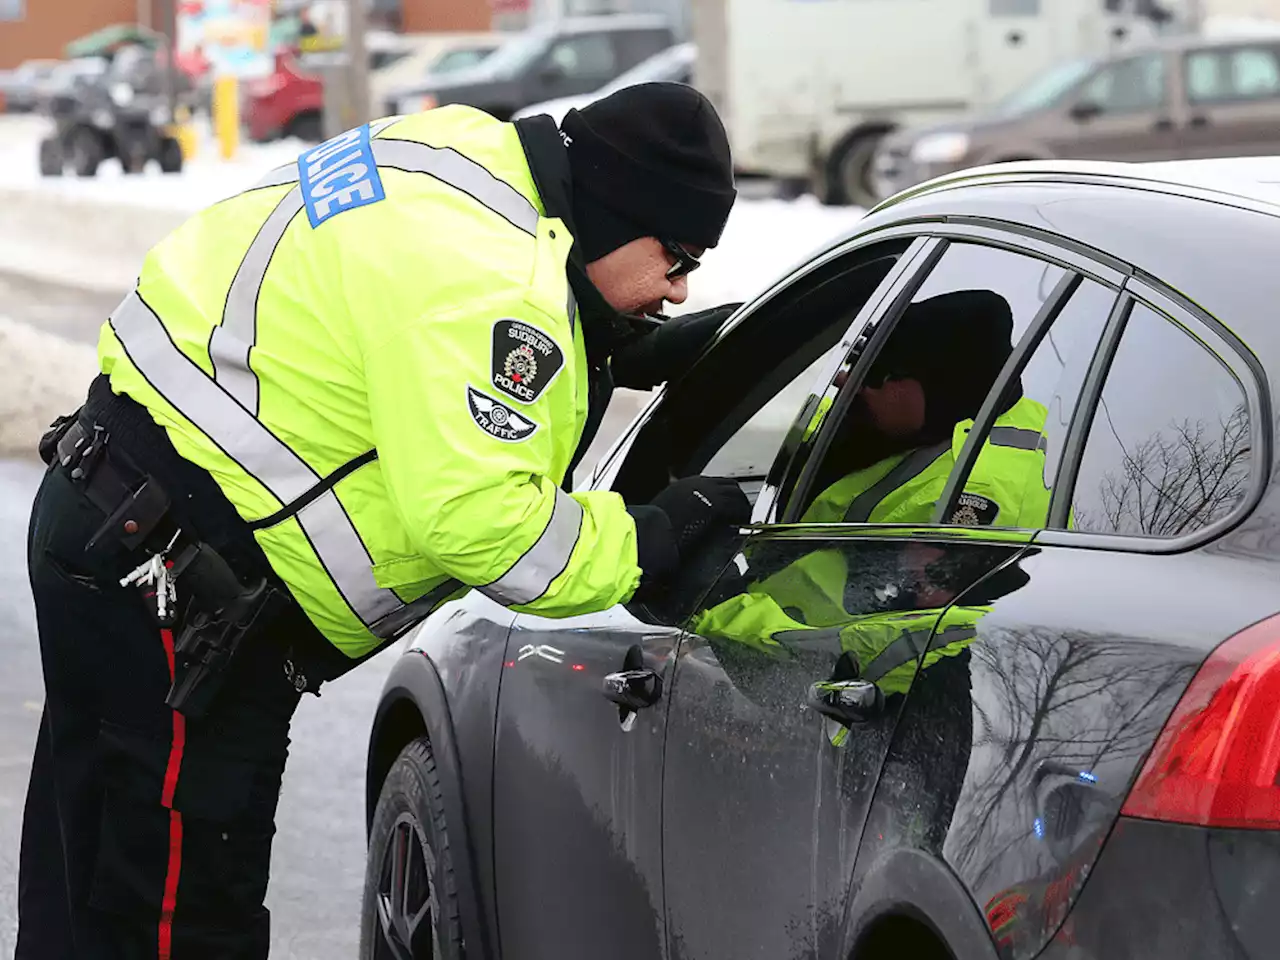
[386,14,675,120]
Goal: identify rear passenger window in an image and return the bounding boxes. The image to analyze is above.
[1185,45,1280,104]
[1067,302,1252,538]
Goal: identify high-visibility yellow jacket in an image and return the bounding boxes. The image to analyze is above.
[97,107,641,658]
[689,397,1050,686]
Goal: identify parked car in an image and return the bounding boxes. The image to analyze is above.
[388,14,675,121]
[875,32,1280,202]
[360,155,1280,960]
[370,33,502,116]
[511,41,695,124]
[244,30,420,143]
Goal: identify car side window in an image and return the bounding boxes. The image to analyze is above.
[1185,45,1280,104]
[940,277,1118,529]
[1066,302,1252,538]
[791,240,1069,526]
[546,34,616,80]
[1081,53,1167,113]
[606,240,912,510]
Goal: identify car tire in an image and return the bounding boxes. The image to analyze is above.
[38,137,64,177]
[286,110,323,143]
[158,137,184,174]
[69,128,102,178]
[359,737,465,960]
[821,129,891,208]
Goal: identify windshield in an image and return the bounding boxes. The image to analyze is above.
[432,46,495,73]
[599,43,693,94]
[988,56,1097,118]
[473,29,550,79]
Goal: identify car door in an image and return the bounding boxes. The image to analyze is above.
[661,234,1120,959]
[1177,41,1280,160]
[1048,50,1182,162]
[490,235,919,960]
[851,273,1278,960]
[527,31,619,102]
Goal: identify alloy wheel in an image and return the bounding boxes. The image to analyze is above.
[375,811,441,960]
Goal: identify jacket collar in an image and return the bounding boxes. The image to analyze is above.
[514,115,638,367]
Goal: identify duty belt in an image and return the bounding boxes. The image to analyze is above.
[40,412,288,720]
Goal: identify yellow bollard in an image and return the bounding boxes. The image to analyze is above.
[212,75,240,162]
[167,104,198,161]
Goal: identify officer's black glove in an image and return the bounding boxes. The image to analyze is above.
[611,303,743,390]
[628,476,751,587]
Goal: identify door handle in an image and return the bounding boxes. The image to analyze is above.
[603,668,663,711]
[806,678,884,725]
[1153,116,1174,131]
[1189,114,1210,127]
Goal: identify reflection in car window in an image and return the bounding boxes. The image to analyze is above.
[1081,53,1167,113]
[1068,303,1251,538]
[795,241,1068,526]
[948,278,1116,529]
[1185,45,1280,104]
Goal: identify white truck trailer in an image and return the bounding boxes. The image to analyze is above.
[692,0,1179,205]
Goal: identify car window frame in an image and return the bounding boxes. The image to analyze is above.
[766,220,1130,529]
[1038,276,1271,554]
[583,233,935,505]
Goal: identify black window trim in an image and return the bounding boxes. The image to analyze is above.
[1037,275,1272,553]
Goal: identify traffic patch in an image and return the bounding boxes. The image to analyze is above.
[491,318,564,404]
[466,385,539,443]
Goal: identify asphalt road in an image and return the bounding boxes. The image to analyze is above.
[0,267,648,957]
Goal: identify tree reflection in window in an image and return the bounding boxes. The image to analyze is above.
[1069,303,1251,538]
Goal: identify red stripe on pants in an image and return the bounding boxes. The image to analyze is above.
[158,627,186,960]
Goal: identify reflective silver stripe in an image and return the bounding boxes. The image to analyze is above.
[863,625,976,683]
[989,426,1047,452]
[371,138,538,235]
[296,490,403,624]
[248,136,539,235]
[249,118,404,191]
[210,187,305,413]
[251,164,300,190]
[480,486,584,606]
[109,291,406,629]
[843,440,950,523]
[566,283,577,334]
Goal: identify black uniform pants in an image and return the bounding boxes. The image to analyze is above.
[17,463,305,960]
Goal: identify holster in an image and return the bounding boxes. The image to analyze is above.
[42,411,290,720]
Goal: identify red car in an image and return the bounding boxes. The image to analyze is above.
[243,49,324,143]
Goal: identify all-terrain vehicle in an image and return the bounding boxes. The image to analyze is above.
[38,47,191,178]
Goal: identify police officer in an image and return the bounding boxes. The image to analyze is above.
[18,83,751,959]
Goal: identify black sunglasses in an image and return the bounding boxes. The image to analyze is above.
[662,239,701,279]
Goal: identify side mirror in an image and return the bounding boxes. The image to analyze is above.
[1070,99,1102,121]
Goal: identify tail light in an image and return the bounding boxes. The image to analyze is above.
[1121,611,1280,829]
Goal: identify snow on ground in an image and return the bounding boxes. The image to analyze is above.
[0,112,865,459]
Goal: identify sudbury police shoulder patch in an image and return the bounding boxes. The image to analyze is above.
[491,319,564,405]
[950,492,1000,526]
[466,385,539,443]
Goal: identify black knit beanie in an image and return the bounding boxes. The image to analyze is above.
[561,81,737,263]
